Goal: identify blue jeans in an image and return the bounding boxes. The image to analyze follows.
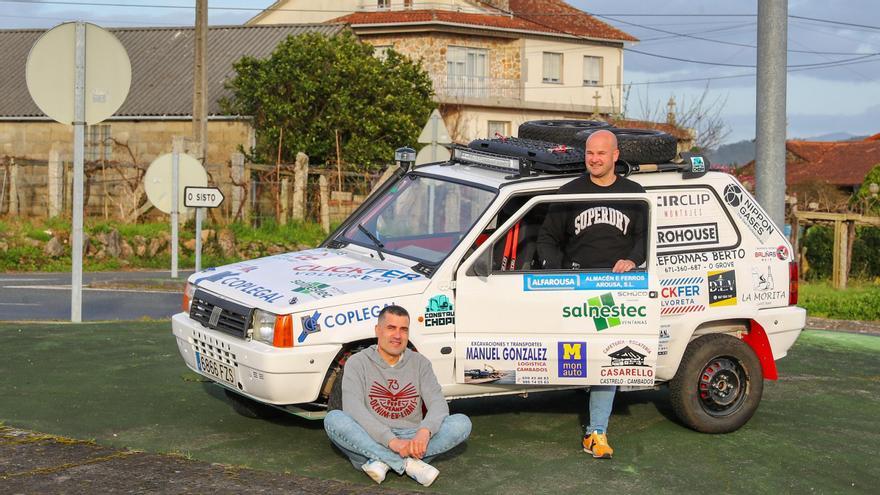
[588,385,616,434]
[324,410,472,475]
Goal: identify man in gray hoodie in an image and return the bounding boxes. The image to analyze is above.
[323,305,471,487]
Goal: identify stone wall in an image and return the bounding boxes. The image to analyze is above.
[365,32,522,83]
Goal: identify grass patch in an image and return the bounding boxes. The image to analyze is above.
[799,281,880,321]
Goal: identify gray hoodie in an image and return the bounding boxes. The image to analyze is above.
[342,345,449,446]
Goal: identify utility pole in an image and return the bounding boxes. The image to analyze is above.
[755,0,788,227]
[193,0,208,165]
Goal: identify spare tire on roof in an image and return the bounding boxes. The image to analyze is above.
[517,120,611,147]
[576,127,679,164]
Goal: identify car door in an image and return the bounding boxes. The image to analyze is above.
[454,193,661,387]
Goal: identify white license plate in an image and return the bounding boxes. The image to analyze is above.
[196,352,236,387]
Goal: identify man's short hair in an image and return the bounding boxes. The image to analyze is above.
[377,304,409,323]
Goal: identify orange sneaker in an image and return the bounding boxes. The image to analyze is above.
[582,431,614,459]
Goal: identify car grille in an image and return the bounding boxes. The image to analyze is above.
[189,289,253,338]
[192,329,238,367]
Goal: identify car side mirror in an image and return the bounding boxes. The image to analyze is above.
[471,250,491,277]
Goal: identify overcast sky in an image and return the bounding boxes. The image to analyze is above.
[3,0,879,144]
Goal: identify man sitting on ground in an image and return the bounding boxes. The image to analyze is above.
[323,305,471,486]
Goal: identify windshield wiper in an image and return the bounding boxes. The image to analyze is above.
[357,223,385,261]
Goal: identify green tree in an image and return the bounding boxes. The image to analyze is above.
[852,164,880,214]
[222,31,435,171]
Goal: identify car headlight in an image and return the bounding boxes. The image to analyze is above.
[182,282,196,313]
[251,309,277,345]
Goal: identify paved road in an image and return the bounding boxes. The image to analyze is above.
[0,271,193,321]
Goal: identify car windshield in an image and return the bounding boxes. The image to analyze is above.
[339,174,496,265]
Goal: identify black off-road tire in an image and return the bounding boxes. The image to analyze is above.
[225,389,284,420]
[517,120,610,146]
[669,333,763,433]
[327,366,344,412]
[577,128,678,164]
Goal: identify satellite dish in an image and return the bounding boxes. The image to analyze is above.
[144,153,208,214]
[26,22,131,125]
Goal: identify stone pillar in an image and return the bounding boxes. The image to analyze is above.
[8,158,18,216]
[48,145,64,218]
[319,174,330,233]
[279,177,289,226]
[292,152,309,222]
[231,152,247,223]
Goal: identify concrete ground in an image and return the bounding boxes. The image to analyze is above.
[0,322,878,494]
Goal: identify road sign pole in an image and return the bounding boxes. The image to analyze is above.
[70,21,86,323]
[171,137,182,279]
[195,207,203,272]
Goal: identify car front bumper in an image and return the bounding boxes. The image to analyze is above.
[172,312,341,405]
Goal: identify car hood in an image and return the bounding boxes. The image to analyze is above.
[188,247,430,313]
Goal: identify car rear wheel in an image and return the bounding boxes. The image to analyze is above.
[669,333,763,433]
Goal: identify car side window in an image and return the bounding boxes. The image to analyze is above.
[490,198,649,272]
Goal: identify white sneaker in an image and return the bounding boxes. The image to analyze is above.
[361,460,390,484]
[404,457,440,487]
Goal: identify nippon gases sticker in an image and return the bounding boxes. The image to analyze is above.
[523,272,648,291]
[722,184,776,242]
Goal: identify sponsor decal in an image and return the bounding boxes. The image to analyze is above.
[742,266,786,306]
[660,276,706,315]
[523,272,648,291]
[659,326,671,356]
[369,379,419,420]
[291,264,422,284]
[463,339,549,385]
[707,248,746,270]
[690,156,706,172]
[561,293,648,330]
[723,184,776,242]
[291,279,344,299]
[776,245,790,261]
[465,344,548,361]
[324,303,393,329]
[194,269,284,304]
[657,223,719,249]
[708,269,737,306]
[423,295,454,327]
[754,246,777,261]
[600,340,655,384]
[298,311,322,343]
[558,342,587,378]
[654,191,712,219]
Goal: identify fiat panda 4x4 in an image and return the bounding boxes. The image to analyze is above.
[173,121,805,433]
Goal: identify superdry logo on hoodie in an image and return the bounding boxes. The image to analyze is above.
[369,380,419,419]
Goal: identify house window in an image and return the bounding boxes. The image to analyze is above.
[86,124,111,162]
[447,46,488,98]
[377,0,390,10]
[488,121,510,138]
[583,56,602,86]
[542,52,562,84]
[373,45,393,60]
[404,0,413,8]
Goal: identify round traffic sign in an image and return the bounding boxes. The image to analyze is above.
[26,22,131,125]
[144,153,208,214]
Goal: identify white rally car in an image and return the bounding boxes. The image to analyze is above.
[173,123,805,433]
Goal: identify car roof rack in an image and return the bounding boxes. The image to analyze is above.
[451,139,709,180]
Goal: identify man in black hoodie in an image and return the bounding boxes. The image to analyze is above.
[324,305,471,486]
[537,129,646,459]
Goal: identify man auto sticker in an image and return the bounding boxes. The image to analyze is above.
[558,342,587,378]
[421,295,455,327]
[707,269,737,306]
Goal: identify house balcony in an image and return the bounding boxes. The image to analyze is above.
[431,74,523,106]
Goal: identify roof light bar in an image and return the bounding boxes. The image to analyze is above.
[454,147,523,172]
